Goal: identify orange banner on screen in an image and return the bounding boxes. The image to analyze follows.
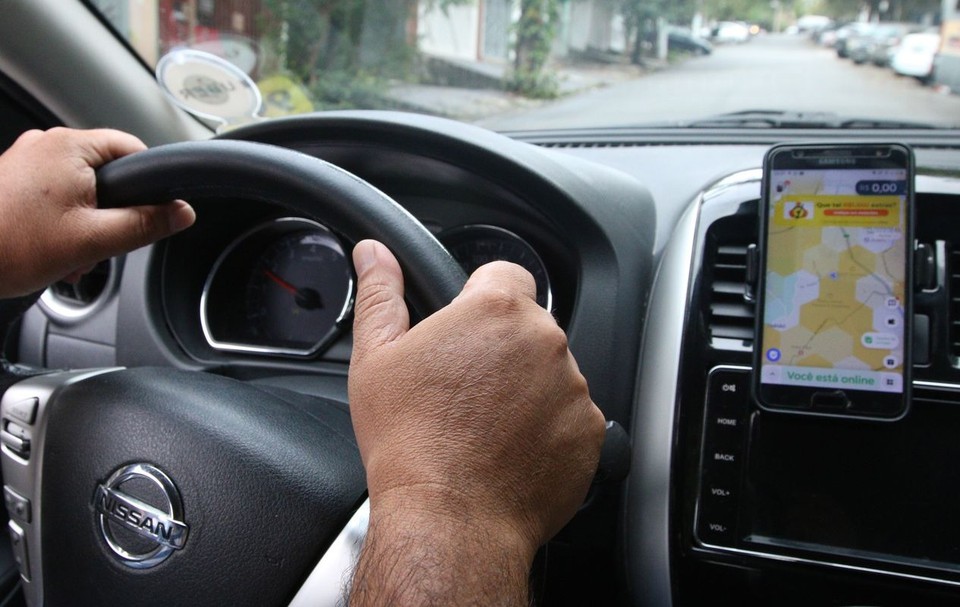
[772,195,901,228]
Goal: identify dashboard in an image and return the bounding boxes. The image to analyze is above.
[9,91,960,606]
[6,1,960,604]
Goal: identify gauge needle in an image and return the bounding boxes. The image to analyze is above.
[264,269,297,294]
[263,269,324,310]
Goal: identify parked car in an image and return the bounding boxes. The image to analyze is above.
[712,21,751,44]
[834,22,874,57]
[667,26,713,55]
[797,14,832,35]
[891,31,941,82]
[846,24,880,63]
[868,23,925,66]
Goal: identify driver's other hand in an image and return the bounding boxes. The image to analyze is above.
[349,239,605,567]
[0,127,195,298]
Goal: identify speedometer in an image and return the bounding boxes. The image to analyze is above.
[201,218,354,357]
[439,225,553,310]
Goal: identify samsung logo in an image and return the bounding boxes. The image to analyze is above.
[816,157,857,165]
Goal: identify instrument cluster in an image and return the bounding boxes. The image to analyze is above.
[200,218,553,359]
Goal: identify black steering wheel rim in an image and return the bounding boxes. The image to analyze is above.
[96,139,468,314]
[0,139,468,607]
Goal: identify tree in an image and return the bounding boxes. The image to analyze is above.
[260,0,472,108]
[507,0,563,98]
[614,0,697,64]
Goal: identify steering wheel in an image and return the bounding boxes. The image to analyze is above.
[0,140,468,606]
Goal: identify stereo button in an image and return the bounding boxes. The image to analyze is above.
[696,501,737,547]
[8,522,28,581]
[3,488,30,524]
[708,369,752,411]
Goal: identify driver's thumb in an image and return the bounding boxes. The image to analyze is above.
[351,240,410,363]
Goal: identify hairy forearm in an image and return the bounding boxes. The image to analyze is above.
[350,499,534,606]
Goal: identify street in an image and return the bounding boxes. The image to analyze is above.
[480,34,960,130]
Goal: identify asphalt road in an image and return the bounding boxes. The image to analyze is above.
[481,33,960,130]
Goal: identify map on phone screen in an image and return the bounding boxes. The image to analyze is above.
[760,167,907,394]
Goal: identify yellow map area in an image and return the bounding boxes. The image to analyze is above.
[763,194,904,372]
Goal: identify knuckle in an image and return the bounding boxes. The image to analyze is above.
[470,285,527,316]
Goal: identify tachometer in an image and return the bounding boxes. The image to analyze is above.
[201,218,353,357]
[439,225,553,310]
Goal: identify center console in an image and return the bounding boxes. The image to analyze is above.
[665,167,960,604]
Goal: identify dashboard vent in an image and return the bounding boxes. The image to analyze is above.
[48,262,110,306]
[707,243,755,351]
[39,259,116,324]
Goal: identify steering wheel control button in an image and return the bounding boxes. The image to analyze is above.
[3,487,30,524]
[5,397,37,425]
[94,463,189,569]
[0,427,29,459]
[8,522,29,581]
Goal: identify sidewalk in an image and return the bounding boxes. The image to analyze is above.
[384,57,656,122]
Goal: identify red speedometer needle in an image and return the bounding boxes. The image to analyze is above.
[263,269,324,310]
[264,269,298,295]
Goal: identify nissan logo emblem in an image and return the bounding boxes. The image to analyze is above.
[93,463,189,569]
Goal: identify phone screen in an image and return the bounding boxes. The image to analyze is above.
[757,147,911,416]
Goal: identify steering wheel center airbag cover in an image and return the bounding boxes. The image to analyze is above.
[40,368,365,606]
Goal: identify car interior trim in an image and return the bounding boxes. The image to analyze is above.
[38,258,120,325]
[693,365,960,589]
[0,0,208,145]
[288,499,370,607]
[625,197,703,607]
[199,217,355,358]
[0,368,123,607]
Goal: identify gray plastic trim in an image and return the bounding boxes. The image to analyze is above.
[38,258,120,325]
[0,368,122,607]
[625,199,701,606]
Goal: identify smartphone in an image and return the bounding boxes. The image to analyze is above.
[753,143,914,419]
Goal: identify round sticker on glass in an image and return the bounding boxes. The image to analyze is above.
[156,49,262,127]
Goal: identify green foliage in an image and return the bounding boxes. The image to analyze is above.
[703,0,776,23]
[507,0,562,98]
[260,0,473,109]
[810,0,940,21]
[613,0,696,64]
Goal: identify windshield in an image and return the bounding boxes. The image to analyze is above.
[88,0,960,129]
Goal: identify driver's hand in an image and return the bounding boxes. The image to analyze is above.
[0,128,195,297]
[348,239,605,604]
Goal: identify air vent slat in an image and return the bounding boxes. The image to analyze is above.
[709,324,755,340]
[712,281,746,296]
[705,218,757,352]
[710,302,754,318]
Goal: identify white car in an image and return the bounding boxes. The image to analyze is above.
[891,31,940,82]
[713,21,751,43]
